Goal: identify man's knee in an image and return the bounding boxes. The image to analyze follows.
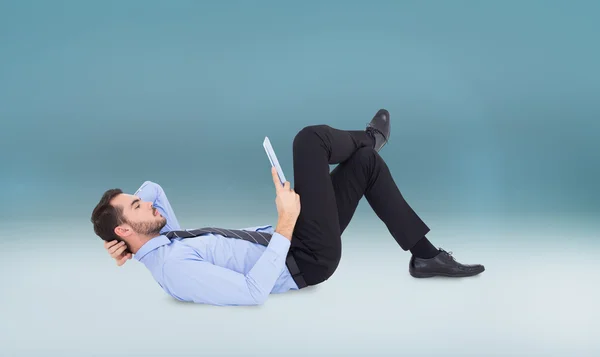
[293,125,330,148]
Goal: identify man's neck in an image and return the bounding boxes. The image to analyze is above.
[128,234,155,254]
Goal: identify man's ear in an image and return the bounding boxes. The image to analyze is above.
[114,224,132,239]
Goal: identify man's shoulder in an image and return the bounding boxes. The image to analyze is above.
[161,243,199,264]
[160,254,193,282]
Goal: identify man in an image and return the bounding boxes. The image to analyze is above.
[91,109,484,306]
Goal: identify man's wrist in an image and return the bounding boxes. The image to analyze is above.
[275,215,297,241]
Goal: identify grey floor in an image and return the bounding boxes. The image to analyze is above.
[1,219,599,356]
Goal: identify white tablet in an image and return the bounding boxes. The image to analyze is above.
[263,136,287,186]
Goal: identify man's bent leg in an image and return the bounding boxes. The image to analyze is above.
[331,140,485,279]
[289,125,374,286]
[288,125,484,284]
[331,147,430,250]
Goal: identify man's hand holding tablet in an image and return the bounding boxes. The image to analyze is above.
[264,136,301,240]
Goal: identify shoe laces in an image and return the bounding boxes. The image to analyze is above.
[439,248,456,261]
[365,123,387,141]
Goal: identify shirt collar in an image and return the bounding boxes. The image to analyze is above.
[134,235,171,261]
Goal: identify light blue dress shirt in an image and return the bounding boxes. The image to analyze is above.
[132,181,299,306]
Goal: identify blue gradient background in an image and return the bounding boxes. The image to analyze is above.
[1,1,598,356]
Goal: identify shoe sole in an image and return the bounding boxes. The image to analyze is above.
[409,268,485,278]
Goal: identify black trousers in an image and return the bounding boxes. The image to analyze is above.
[289,125,430,286]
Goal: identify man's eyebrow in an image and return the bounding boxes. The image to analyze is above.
[130,198,140,208]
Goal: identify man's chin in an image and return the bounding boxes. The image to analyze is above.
[145,223,167,237]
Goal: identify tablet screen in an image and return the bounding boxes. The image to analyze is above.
[263,136,287,185]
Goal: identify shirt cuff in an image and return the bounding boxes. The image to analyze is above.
[267,232,291,257]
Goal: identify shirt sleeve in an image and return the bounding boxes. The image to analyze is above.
[134,181,181,232]
[161,232,291,306]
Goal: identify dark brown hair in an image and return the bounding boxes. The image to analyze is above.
[91,188,126,242]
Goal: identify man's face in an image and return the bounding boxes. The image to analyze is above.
[111,193,167,238]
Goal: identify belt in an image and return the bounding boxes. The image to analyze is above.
[286,253,308,289]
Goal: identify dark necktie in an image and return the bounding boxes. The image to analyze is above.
[163,226,307,288]
[164,227,272,246]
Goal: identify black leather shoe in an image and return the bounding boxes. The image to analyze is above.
[365,109,390,152]
[409,249,485,278]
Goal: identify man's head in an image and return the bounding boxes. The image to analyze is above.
[91,189,167,250]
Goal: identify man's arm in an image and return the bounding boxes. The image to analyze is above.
[162,232,291,306]
[134,181,182,232]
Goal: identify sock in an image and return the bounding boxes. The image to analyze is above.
[410,236,440,259]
